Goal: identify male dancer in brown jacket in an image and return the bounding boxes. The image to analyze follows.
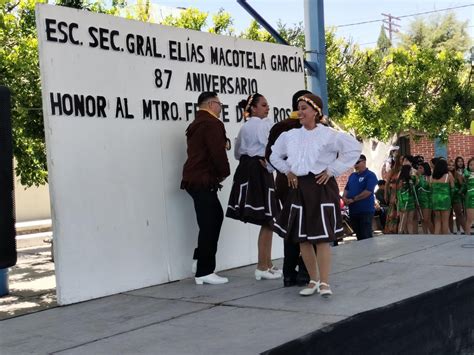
[265,90,311,287]
[181,91,230,285]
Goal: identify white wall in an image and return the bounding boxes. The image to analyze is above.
[14,160,51,222]
[361,138,395,180]
[36,4,305,305]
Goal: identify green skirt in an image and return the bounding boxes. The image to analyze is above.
[397,189,415,211]
[466,187,474,209]
[431,183,451,211]
[417,188,431,209]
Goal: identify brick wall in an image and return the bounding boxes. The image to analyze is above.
[336,168,352,193]
[410,133,474,160]
[335,133,473,193]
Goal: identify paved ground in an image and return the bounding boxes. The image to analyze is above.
[1,235,472,354]
[0,234,363,321]
[0,244,56,320]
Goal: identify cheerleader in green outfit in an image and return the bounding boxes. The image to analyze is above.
[397,165,417,234]
[464,158,474,235]
[416,162,433,234]
[448,159,465,234]
[431,159,455,235]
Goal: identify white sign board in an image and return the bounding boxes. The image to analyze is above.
[36,4,305,304]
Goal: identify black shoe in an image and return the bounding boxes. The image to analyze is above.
[296,263,310,286]
[283,276,298,287]
[296,276,310,287]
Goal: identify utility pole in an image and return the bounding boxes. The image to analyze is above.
[382,13,401,42]
[304,0,328,115]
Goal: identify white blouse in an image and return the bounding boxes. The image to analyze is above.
[234,117,273,160]
[270,124,361,177]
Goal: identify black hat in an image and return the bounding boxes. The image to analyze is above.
[292,90,311,111]
[359,154,367,161]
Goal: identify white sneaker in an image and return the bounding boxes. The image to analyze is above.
[255,268,281,280]
[192,260,197,274]
[195,273,229,285]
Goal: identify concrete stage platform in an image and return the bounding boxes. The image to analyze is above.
[1,235,473,354]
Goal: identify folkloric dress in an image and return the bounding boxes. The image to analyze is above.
[270,124,361,244]
[226,116,279,226]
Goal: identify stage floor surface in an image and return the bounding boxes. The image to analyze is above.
[1,235,473,354]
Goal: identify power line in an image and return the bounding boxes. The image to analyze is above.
[335,4,474,28]
[397,4,474,19]
[335,18,381,28]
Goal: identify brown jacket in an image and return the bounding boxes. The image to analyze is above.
[181,110,230,190]
[265,118,301,202]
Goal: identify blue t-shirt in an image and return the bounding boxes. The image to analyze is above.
[345,169,378,215]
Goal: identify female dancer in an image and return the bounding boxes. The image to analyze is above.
[448,159,465,234]
[397,164,417,234]
[226,93,281,280]
[416,162,433,234]
[270,93,361,297]
[431,159,454,234]
[455,156,465,175]
[384,155,403,234]
[464,158,474,235]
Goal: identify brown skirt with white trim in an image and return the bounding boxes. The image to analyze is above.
[273,174,343,244]
[226,155,279,226]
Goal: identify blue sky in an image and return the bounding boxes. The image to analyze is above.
[150,0,473,47]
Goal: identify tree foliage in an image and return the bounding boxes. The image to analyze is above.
[399,12,472,53]
[161,7,208,31]
[1,0,47,187]
[240,19,274,42]
[340,46,472,142]
[0,0,121,187]
[208,8,234,36]
[276,20,305,48]
[376,26,391,53]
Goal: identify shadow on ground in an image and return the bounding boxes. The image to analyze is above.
[0,245,56,320]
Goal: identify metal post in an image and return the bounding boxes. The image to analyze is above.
[304,0,328,115]
[0,86,17,296]
[237,0,317,75]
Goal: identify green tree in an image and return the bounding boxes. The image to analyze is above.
[55,0,112,13]
[325,30,379,124]
[0,0,126,187]
[399,13,471,53]
[0,0,47,187]
[240,19,274,42]
[276,20,305,48]
[134,0,150,23]
[340,46,472,141]
[161,7,207,31]
[208,8,234,35]
[376,26,391,53]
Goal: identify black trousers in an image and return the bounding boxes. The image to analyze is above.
[350,212,374,240]
[283,239,300,278]
[187,188,224,277]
